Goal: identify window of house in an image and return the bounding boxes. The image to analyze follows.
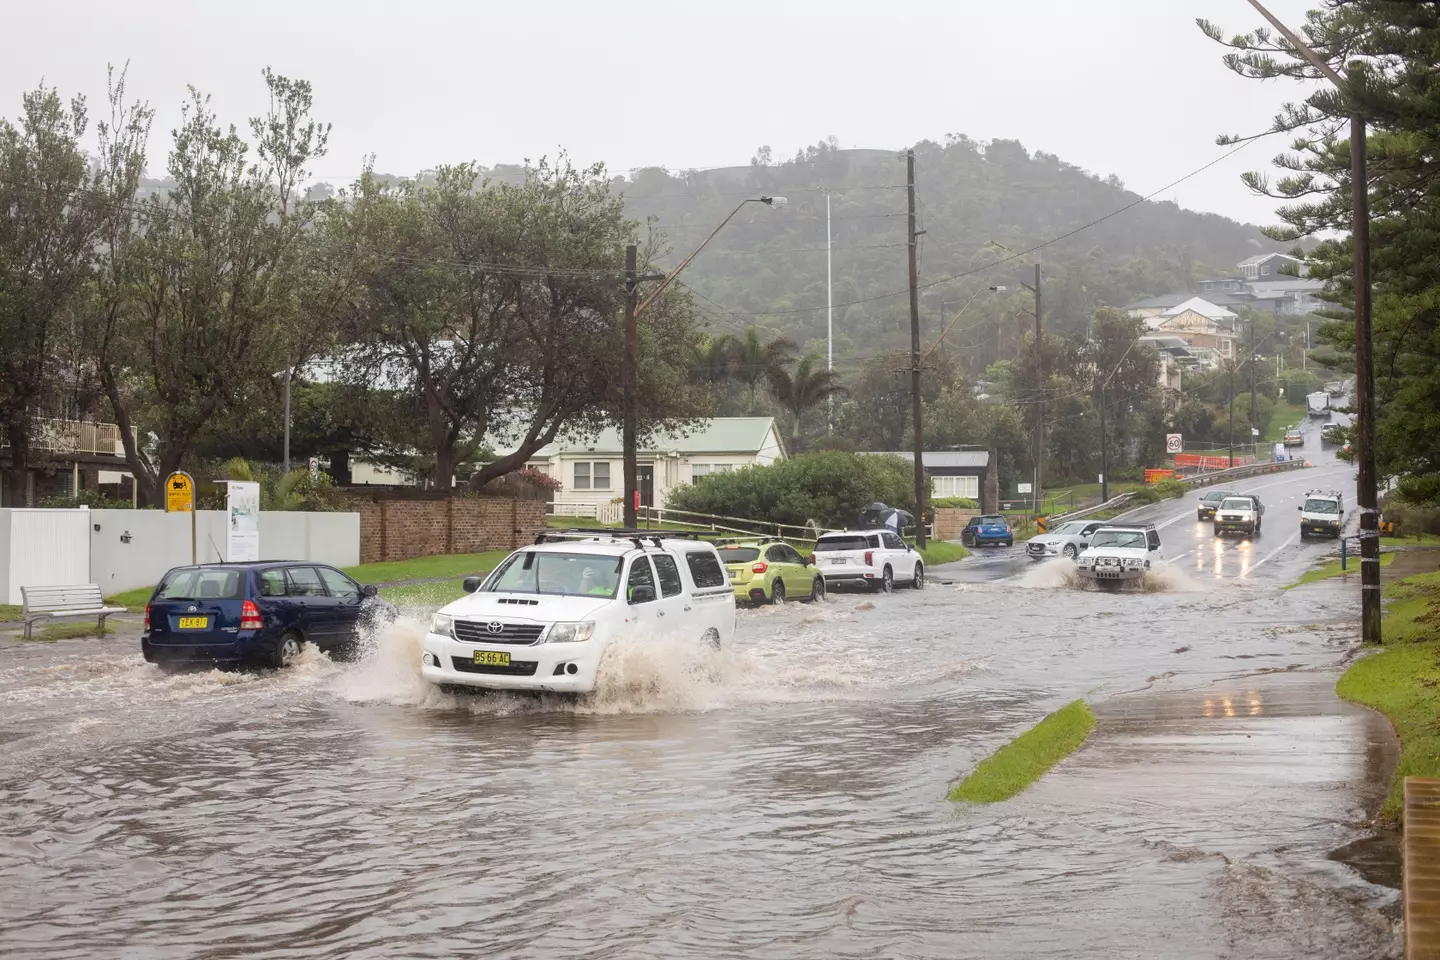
[691,463,734,481]
[573,461,611,490]
[1261,265,1270,276]
[932,475,980,499]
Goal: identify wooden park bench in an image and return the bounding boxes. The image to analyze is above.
[20,584,126,641]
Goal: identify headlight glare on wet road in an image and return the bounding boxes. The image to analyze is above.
[430,614,455,639]
[546,621,595,643]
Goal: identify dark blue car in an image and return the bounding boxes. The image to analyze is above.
[141,562,395,670]
[961,515,1014,548]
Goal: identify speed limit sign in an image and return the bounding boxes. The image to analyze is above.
[1166,434,1183,454]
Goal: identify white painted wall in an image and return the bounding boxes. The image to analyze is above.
[1,508,92,605]
[86,509,361,596]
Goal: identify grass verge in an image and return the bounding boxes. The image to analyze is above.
[948,700,1096,803]
[0,603,22,623]
[1263,401,1310,442]
[342,551,509,584]
[1383,534,1440,547]
[1335,566,1440,820]
[102,587,152,609]
[30,622,110,642]
[918,541,970,566]
[1288,550,1396,589]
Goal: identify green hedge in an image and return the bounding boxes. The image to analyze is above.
[666,452,925,528]
[932,497,979,508]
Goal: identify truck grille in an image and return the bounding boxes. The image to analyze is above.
[451,657,539,677]
[453,620,545,645]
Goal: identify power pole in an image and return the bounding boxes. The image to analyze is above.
[1228,360,1236,469]
[1249,320,1258,458]
[1099,379,1109,503]
[906,149,927,548]
[1350,76,1381,646]
[1034,261,1043,516]
[622,243,639,529]
[826,191,834,432]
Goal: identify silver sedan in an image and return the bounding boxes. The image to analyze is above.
[1024,520,1107,561]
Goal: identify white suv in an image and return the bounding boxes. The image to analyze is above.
[1075,524,1164,587]
[421,531,736,694]
[812,529,924,592]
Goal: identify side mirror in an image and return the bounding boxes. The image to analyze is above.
[462,576,482,594]
[630,585,656,605]
[362,583,379,597]
[1297,506,1302,511]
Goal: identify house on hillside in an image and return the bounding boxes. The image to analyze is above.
[1143,297,1240,365]
[1126,252,1325,319]
[1239,252,1306,280]
[865,450,991,502]
[1138,335,1198,399]
[520,417,786,517]
[0,418,137,506]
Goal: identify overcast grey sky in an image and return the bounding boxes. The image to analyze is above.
[5,0,1320,228]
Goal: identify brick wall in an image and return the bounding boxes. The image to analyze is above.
[935,508,978,541]
[356,497,547,564]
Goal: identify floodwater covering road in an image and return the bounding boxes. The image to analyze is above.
[0,417,1403,958]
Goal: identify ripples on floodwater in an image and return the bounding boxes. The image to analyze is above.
[0,563,1400,959]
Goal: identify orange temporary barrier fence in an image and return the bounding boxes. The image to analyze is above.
[1144,468,1175,484]
[1174,453,1254,471]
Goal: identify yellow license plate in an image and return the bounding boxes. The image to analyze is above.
[177,616,209,629]
[474,650,510,667]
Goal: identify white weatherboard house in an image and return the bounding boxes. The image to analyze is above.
[524,417,786,519]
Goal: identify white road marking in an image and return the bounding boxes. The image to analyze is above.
[1247,531,1301,574]
[1152,466,1355,530]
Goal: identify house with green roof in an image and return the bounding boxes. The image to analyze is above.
[524,417,786,516]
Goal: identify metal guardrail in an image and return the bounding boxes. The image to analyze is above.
[1049,493,1137,525]
[1045,460,1310,526]
[1177,458,1309,487]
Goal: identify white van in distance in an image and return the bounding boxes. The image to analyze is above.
[421,531,736,694]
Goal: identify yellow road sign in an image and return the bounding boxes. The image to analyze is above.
[165,471,195,513]
[1036,516,1048,534]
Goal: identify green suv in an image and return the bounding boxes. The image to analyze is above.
[717,539,826,605]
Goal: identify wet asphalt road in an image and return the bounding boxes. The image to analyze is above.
[0,415,1403,959]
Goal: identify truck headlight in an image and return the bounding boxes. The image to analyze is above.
[430,613,455,639]
[546,621,595,644]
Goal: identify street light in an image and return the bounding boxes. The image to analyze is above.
[620,195,788,527]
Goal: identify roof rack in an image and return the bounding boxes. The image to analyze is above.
[533,528,706,550]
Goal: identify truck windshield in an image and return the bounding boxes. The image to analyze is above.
[1220,499,1253,511]
[1090,530,1146,549]
[485,552,622,598]
[1304,499,1340,514]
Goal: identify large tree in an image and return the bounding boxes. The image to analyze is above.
[1200,2,1440,500]
[94,71,328,505]
[337,157,708,487]
[0,72,148,504]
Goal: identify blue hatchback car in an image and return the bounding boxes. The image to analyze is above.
[961,514,1015,548]
[140,562,395,670]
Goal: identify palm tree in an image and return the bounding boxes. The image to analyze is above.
[768,354,846,444]
[692,335,738,385]
[731,327,797,412]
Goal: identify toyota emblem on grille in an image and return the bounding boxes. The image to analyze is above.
[486,621,504,634]
[187,605,197,613]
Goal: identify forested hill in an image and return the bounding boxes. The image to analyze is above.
[608,137,1284,361]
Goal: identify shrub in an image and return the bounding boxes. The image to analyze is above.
[1382,496,1440,536]
[1127,487,1162,505]
[666,452,925,527]
[932,497,980,509]
[1152,479,1187,501]
[37,489,134,509]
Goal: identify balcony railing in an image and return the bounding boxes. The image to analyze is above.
[28,418,133,457]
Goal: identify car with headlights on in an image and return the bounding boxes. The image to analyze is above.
[1074,524,1164,588]
[1196,489,1238,522]
[1025,520,1106,560]
[421,531,735,695]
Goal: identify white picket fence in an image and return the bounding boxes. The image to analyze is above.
[548,501,624,525]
